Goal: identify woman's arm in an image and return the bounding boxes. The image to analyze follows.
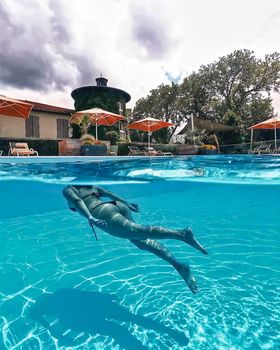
[97,186,139,212]
[62,186,95,220]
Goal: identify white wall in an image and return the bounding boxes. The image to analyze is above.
[0,115,25,137]
[0,112,70,139]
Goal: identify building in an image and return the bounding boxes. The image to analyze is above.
[71,76,131,114]
[0,100,74,139]
[71,76,131,140]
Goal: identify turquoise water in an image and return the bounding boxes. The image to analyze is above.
[0,155,279,350]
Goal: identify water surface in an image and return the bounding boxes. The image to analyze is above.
[0,155,279,349]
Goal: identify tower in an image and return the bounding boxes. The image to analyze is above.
[71,76,131,140]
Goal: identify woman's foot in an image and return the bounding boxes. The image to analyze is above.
[180,227,208,255]
[177,264,198,294]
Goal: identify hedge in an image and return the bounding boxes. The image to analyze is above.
[0,137,60,156]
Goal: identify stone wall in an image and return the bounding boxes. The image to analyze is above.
[58,139,82,156]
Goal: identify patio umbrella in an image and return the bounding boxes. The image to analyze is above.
[0,95,34,119]
[126,117,174,148]
[70,108,125,140]
[249,116,280,150]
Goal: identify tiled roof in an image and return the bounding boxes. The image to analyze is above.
[24,100,75,115]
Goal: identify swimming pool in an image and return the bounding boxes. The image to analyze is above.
[0,155,279,349]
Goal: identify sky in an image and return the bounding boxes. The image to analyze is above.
[1,0,280,112]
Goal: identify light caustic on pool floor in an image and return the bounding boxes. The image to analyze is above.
[1,179,279,350]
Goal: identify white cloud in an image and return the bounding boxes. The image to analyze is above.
[0,0,280,113]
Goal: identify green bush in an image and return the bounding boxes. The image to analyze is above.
[105,130,119,145]
[80,134,96,145]
[0,138,59,156]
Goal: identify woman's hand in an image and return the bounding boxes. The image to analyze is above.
[127,203,140,212]
[88,216,106,227]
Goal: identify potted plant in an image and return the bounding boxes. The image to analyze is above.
[105,130,119,155]
[69,114,108,156]
[80,134,107,156]
[199,144,217,155]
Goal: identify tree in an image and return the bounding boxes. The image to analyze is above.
[132,83,187,142]
[181,49,280,141]
[133,49,280,143]
[73,91,122,140]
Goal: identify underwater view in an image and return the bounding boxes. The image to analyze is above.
[0,155,279,350]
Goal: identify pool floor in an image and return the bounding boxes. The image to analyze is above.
[0,181,279,349]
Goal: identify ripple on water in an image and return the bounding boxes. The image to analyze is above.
[1,177,280,349]
[0,155,280,185]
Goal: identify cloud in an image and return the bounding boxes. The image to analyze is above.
[0,0,97,92]
[0,0,279,113]
[129,2,174,60]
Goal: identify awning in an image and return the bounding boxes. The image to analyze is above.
[179,117,235,134]
[0,95,34,119]
[248,116,280,149]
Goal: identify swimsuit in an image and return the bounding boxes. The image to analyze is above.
[69,190,121,241]
[69,190,119,212]
[69,201,118,212]
[91,200,118,211]
[83,191,119,211]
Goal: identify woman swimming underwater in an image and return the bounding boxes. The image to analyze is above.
[63,185,208,294]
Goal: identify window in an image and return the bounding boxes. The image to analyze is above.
[57,119,69,138]
[25,115,40,138]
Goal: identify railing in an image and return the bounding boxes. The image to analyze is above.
[220,140,280,154]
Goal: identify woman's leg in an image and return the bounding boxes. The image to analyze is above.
[107,214,207,255]
[130,238,198,294]
[92,202,207,255]
[93,202,201,293]
[114,201,135,221]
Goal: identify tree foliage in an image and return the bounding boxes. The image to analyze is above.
[132,49,280,143]
[72,91,122,140]
[132,83,183,142]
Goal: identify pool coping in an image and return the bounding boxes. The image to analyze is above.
[0,155,176,163]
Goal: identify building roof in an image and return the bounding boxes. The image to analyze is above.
[71,76,131,103]
[71,86,131,103]
[24,100,74,115]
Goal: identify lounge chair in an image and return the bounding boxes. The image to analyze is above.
[272,146,280,154]
[257,144,271,154]
[249,144,261,154]
[249,144,271,155]
[144,146,173,156]
[0,150,3,156]
[128,146,145,156]
[8,142,39,156]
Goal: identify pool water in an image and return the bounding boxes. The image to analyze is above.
[0,156,279,350]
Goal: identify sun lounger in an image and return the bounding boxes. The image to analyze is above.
[8,142,39,156]
[144,146,173,156]
[128,146,145,156]
[257,144,271,154]
[249,144,271,154]
[272,146,280,154]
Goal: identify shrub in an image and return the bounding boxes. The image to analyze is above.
[80,134,96,145]
[105,130,119,145]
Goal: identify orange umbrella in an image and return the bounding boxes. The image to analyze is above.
[126,117,174,148]
[0,95,34,119]
[249,116,280,149]
[70,107,125,140]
